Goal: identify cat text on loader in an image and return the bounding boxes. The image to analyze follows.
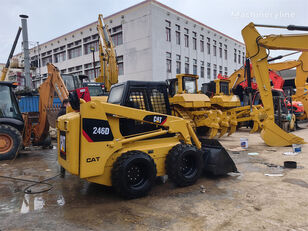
[57,82,237,198]
[241,22,307,146]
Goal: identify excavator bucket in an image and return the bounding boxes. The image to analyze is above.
[200,139,237,175]
[46,106,61,128]
[261,120,305,146]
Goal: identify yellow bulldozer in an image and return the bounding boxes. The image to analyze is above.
[57,81,237,198]
[167,74,223,138]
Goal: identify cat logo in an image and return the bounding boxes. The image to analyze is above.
[86,157,100,163]
[153,116,163,123]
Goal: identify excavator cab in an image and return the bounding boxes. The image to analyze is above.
[61,74,81,91]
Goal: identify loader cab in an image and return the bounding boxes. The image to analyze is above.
[108,81,171,136]
[0,82,24,132]
[167,74,198,97]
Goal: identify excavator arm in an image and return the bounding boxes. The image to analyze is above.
[32,63,69,144]
[293,52,308,118]
[95,14,118,91]
[241,22,306,146]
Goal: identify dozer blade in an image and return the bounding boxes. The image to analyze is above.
[261,120,305,147]
[218,127,228,138]
[200,139,237,175]
[227,125,237,136]
[208,128,218,139]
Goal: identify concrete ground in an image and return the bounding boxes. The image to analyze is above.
[1,124,308,231]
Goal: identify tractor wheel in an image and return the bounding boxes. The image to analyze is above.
[166,144,203,187]
[0,125,22,161]
[112,151,157,199]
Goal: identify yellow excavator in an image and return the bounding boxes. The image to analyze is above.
[95,14,118,93]
[241,22,307,146]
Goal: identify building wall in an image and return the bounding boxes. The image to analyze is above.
[150,1,245,87]
[13,0,246,90]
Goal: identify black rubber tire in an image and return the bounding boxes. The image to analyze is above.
[166,144,203,187]
[0,124,22,161]
[112,151,157,199]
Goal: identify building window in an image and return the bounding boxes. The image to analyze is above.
[213,64,217,79]
[176,25,180,45]
[184,28,189,47]
[42,56,52,66]
[207,37,210,54]
[207,63,211,79]
[84,40,99,55]
[200,61,204,78]
[200,35,204,52]
[224,67,228,76]
[117,55,124,75]
[224,45,228,60]
[166,52,171,73]
[176,55,181,74]
[242,52,245,64]
[192,32,197,50]
[193,59,197,75]
[176,31,180,45]
[85,68,100,80]
[238,50,241,64]
[166,20,171,42]
[54,52,66,63]
[111,32,123,46]
[185,57,189,74]
[234,49,237,63]
[213,40,217,56]
[68,46,82,59]
[219,43,222,58]
[219,65,222,74]
[83,36,91,43]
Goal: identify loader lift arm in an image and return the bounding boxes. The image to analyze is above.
[241,22,307,146]
[95,14,118,92]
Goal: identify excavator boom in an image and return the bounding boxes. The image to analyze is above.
[32,63,69,144]
[242,22,306,146]
[95,14,118,91]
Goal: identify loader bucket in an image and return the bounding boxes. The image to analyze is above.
[200,139,237,175]
[261,120,305,147]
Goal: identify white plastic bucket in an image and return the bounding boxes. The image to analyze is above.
[240,138,248,149]
[292,144,302,153]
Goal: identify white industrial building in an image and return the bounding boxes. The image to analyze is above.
[13,0,246,89]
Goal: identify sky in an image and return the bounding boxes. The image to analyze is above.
[0,0,307,63]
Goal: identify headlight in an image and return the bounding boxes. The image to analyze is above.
[298,103,303,107]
